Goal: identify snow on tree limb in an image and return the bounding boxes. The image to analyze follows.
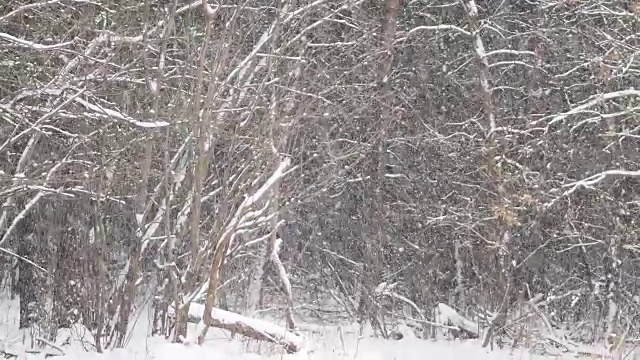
[533,89,640,127]
[0,192,45,247]
[4,88,86,150]
[0,0,60,23]
[546,169,640,207]
[484,49,537,57]
[239,158,292,213]
[563,170,640,189]
[184,304,303,352]
[8,86,169,128]
[0,146,74,249]
[435,303,479,338]
[0,31,73,50]
[407,24,472,37]
[0,0,114,23]
[0,246,47,272]
[74,97,170,128]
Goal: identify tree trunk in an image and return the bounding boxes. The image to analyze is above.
[17,232,39,348]
[604,234,620,352]
[454,236,466,310]
[358,0,400,338]
[246,238,267,315]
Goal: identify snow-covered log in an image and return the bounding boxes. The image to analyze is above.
[188,303,303,353]
[435,303,479,339]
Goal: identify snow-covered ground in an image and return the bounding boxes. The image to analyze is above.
[0,294,626,360]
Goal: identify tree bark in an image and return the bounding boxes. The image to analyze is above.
[17,233,37,331]
[358,0,400,338]
[454,236,466,310]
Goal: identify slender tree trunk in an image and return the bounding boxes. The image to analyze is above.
[604,234,620,352]
[263,186,296,330]
[454,236,466,310]
[17,231,40,350]
[150,0,179,338]
[173,92,207,342]
[247,240,267,315]
[358,0,400,338]
[45,217,59,341]
[18,233,37,331]
[110,138,152,348]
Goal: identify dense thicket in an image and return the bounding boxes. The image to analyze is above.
[1,0,638,354]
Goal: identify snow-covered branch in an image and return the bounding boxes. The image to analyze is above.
[563,170,640,191]
[407,24,471,37]
[0,0,114,23]
[546,169,640,207]
[74,97,170,128]
[0,31,72,50]
[484,49,537,57]
[9,86,169,128]
[0,246,47,272]
[182,304,303,352]
[536,89,640,127]
[0,192,44,247]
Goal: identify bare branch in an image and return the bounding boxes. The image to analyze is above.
[536,89,640,127]
[546,170,640,207]
[0,31,73,50]
[406,24,472,37]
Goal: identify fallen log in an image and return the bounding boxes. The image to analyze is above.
[435,303,479,339]
[187,303,303,353]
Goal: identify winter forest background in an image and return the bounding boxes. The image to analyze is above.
[0,0,639,358]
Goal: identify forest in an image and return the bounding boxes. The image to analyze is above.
[0,0,639,358]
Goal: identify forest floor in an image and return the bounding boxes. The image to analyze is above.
[0,294,633,360]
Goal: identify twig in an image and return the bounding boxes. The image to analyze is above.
[0,247,47,273]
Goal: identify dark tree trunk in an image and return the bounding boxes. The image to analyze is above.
[17,233,38,329]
